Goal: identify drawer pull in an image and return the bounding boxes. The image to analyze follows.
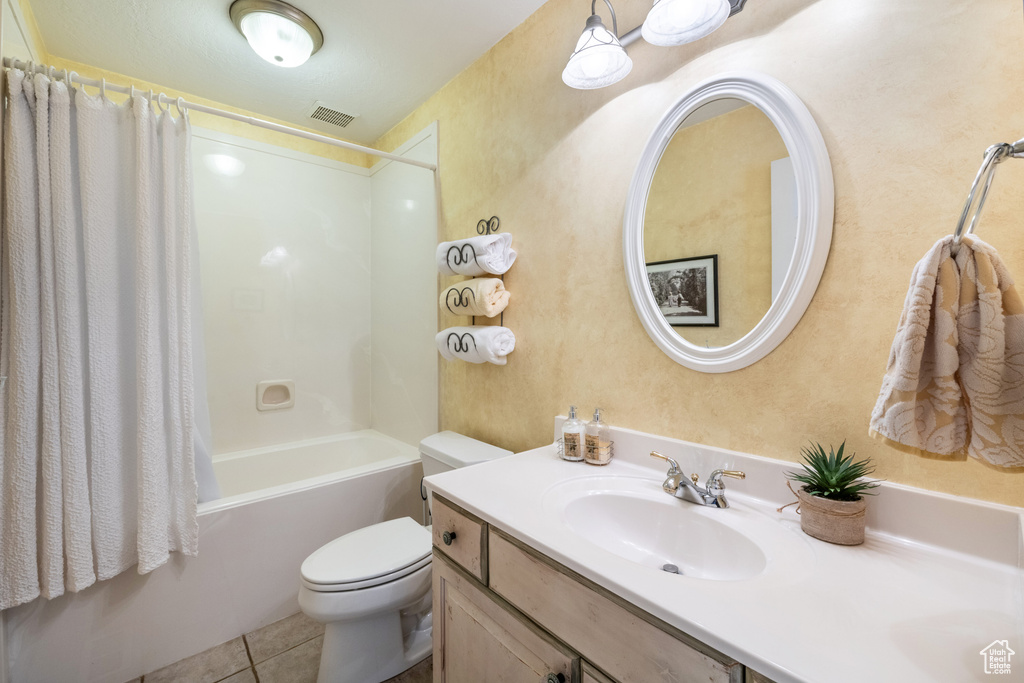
[545,675,565,683]
[442,530,457,546]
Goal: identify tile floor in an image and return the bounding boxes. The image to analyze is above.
[128,612,432,683]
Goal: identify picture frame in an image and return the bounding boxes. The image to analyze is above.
[645,255,719,327]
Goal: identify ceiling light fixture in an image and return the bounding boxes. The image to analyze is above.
[230,0,324,68]
[563,0,746,90]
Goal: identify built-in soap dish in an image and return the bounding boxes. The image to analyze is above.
[257,380,295,411]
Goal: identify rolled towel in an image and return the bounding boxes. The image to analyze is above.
[440,278,511,317]
[437,233,517,276]
[436,326,516,365]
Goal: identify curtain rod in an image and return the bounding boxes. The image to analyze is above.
[2,58,437,172]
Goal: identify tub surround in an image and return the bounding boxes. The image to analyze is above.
[424,421,1024,683]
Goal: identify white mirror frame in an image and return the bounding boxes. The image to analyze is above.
[623,70,834,373]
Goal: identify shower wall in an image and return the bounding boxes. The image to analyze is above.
[370,124,439,447]
[194,126,439,455]
[194,130,373,454]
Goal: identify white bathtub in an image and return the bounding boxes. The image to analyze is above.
[4,430,424,683]
[207,429,421,508]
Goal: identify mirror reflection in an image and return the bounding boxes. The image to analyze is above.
[643,98,795,348]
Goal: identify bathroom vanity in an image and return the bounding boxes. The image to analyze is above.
[425,423,1024,683]
[432,495,752,682]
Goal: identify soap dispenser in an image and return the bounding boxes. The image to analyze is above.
[584,408,612,465]
[560,405,586,462]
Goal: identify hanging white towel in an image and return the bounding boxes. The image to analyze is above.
[440,278,510,317]
[436,326,516,365]
[0,69,201,610]
[436,233,517,276]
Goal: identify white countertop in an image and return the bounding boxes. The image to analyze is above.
[424,424,1024,683]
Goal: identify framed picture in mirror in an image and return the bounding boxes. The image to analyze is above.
[645,255,719,326]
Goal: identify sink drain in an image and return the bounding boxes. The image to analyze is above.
[661,563,681,574]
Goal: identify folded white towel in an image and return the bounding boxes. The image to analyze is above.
[437,233,517,276]
[440,278,511,318]
[436,326,516,365]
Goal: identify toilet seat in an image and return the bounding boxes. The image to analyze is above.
[301,517,432,593]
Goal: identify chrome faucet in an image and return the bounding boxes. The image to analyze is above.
[650,451,745,508]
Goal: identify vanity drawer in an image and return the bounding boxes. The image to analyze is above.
[488,528,742,683]
[432,494,488,583]
[582,662,615,683]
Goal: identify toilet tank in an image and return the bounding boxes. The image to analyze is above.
[419,431,512,478]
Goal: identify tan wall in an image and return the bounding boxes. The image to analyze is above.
[644,104,785,347]
[376,0,1024,506]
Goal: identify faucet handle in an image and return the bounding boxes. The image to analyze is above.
[650,451,682,495]
[707,469,746,491]
[650,451,681,475]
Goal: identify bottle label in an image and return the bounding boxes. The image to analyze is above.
[563,432,581,460]
[585,434,612,464]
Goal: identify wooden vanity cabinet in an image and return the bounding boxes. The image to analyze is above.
[432,551,577,682]
[430,494,773,683]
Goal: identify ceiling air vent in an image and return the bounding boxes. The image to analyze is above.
[307,101,358,128]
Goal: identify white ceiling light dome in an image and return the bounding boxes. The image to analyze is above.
[562,14,632,90]
[230,0,324,68]
[641,0,729,47]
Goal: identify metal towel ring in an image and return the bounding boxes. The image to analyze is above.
[952,139,1024,253]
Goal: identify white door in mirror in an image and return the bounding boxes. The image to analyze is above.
[623,71,834,373]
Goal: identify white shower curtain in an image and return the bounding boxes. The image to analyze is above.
[0,69,216,610]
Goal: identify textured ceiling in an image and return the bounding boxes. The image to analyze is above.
[27,0,550,143]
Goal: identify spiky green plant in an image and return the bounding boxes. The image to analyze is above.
[787,441,879,501]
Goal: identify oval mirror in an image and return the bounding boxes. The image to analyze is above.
[624,71,833,373]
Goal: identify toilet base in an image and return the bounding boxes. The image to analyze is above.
[316,607,432,683]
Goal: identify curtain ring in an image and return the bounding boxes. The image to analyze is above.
[156,92,166,114]
[99,77,106,99]
[176,96,187,119]
[130,84,136,99]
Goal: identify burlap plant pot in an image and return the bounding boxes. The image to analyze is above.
[796,487,867,545]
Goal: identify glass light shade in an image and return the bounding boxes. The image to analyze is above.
[642,0,730,47]
[239,11,315,67]
[562,15,633,90]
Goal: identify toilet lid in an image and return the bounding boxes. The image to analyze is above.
[301,517,431,590]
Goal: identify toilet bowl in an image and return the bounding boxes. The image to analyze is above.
[298,431,511,683]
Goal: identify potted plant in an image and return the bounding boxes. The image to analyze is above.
[787,441,879,545]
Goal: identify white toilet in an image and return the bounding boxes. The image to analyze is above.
[298,431,511,683]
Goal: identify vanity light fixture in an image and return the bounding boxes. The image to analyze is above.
[562,0,635,89]
[642,0,730,46]
[230,0,324,68]
[563,0,746,90]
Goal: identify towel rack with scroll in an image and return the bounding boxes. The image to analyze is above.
[951,137,1024,251]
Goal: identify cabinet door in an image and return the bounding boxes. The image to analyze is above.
[433,550,576,683]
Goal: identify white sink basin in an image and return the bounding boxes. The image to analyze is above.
[543,475,807,582]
